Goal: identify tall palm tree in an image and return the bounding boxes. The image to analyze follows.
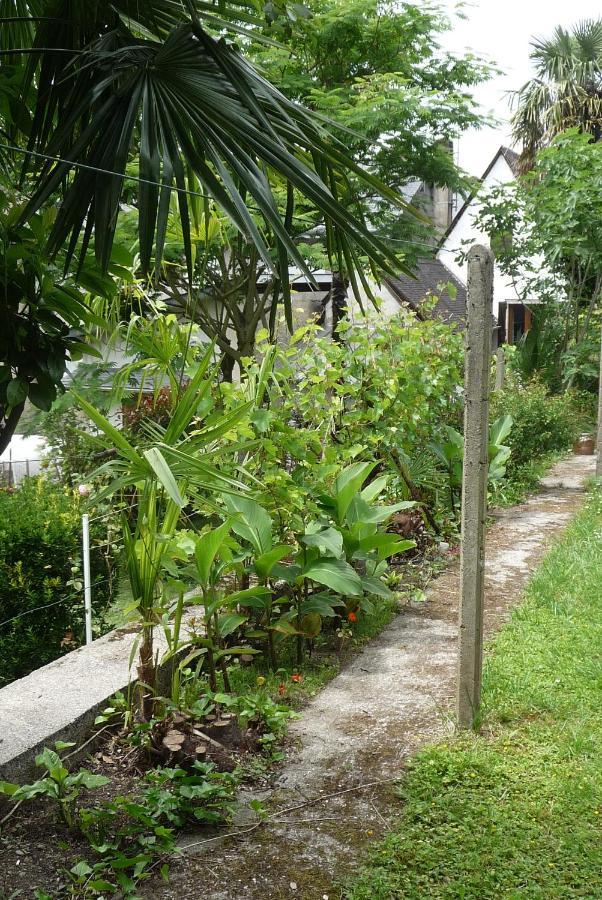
[1,0,409,300]
[511,18,602,171]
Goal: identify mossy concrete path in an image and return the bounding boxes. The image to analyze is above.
[150,455,594,900]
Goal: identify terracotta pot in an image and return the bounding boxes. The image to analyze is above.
[573,433,595,455]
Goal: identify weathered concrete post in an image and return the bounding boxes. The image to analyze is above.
[494,346,505,391]
[457,245,494,729]
[596,331,602,478]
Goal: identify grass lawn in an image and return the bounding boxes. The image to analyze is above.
[345,486,602,900]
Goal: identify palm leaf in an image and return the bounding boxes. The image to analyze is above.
[16,4,411,322]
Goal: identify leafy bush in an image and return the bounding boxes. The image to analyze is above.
[490,379,577,476]
[0,478,113,686]
[221,314,463,534]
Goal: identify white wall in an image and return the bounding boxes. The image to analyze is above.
[438,153,522,318]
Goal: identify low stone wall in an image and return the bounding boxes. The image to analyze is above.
[0,625,165,784]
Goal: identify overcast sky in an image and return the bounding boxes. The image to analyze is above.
[438,0,602,176]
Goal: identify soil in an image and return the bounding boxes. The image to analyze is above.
[0,456,593,900]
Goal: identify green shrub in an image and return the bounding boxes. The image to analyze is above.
[0,478,113,686]
[491,379,576,475]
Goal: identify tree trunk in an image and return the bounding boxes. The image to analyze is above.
[220,352,236,383]
[330,272,349,342]
[137,626,156,721]
[0,401,26,456]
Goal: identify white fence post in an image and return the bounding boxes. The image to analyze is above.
[82,513,93,645]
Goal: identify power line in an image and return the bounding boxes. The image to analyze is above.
[0,574,113,630]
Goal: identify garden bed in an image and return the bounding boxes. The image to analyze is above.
[0,538,452,898]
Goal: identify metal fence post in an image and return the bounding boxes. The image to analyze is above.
[457,244,494,729]
[82,513,93,645]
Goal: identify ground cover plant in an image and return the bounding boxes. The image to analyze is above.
[345,486,602,900]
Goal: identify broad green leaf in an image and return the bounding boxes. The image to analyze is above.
[217,613,248,638]
[360,474,389,503]
[270,618,301,636]
[194,521,231,586]
[361,575,393,599]
[301,527,344,558]
[223,495,273,554]
[334,461,377,523]
[490,414,513,446]
[0,781,19,796]
[300,595,344,617]
[70,861,93,879]
[225,585,271,606]
[357,534,416,559]
[254,544,291,579]
[6,376,28,407]
[303,557,363,596]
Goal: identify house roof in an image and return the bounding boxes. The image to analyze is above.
[386,257,466,326]
[441,145,520,244]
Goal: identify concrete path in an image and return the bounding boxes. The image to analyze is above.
[149,455,595,900]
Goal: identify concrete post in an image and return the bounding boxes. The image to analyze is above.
[457,245,494,729]
[596,331,602,478]
[494,346,505,391]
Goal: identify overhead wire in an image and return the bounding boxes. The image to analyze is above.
[0,141,459,255]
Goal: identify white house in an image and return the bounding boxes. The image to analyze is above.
[385,146,536,346]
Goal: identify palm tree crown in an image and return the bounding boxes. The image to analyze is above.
[511,18,602,170]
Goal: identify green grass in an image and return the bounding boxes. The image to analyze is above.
[345,487,602,899]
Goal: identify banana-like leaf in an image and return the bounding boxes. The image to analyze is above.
[194,520,231,586]
[253,544,291,579]
[216,613,247,638]
[301,527,344,559]
[333,461,377,524]
[223,494,273,554]
[303,557,363,597]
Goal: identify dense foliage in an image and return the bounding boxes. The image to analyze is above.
[471,131,602,391]
[0,0,415,443]
[0,479,114,686]
[491,378,576,475]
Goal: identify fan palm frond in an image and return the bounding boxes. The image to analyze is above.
[2,0,412,323]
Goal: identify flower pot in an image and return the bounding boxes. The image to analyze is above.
[573,433,595,455]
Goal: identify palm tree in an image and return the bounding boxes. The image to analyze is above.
[1,0,408,298]
[511,18,602,171]
[0,0,414,447]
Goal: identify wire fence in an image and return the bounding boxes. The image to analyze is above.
[0,458,42,487]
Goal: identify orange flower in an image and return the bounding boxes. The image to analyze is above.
[291,673,301,683]
[348,611,357,623]
[278,682,286,696]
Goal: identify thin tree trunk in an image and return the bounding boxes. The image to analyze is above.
[330,272,349,342]
[0,401,25,456]
[137,627,156,721]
